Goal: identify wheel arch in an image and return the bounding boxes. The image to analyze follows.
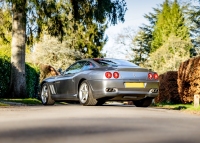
[77,78,94,97]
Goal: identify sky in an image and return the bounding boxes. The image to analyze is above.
[102,0,166,59]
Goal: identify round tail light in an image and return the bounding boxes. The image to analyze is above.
[105,72,112,79]
[154,73,158,80]
[113,72,119,79]
[148,73,153,80]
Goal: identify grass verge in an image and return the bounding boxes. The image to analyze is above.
[0,102,9,106]
[0,98,41,106]
[0,98,69,106]
[152,103,200,111]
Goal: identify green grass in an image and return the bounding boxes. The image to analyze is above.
[0,102,9,106]
[0,98,41,105]
[0,98,68,106]
[0,98,199,111]
[152,103,200,111]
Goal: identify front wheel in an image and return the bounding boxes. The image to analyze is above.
[41,83,55,105]
[133,98,153,107]
[78,80,97,106]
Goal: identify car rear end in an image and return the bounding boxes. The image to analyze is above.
[89,59,159,101]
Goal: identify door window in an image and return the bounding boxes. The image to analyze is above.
[65,61,87,74]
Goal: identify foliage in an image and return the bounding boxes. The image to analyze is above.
[25,63,40,98]
[0,98,41,105]
[132,30,151,65]
[71,0,127,25]
[0,55,11,97]
[1,0,127,45]
[152,103,200,111]
[128,0,192,73]
[0,7,12,44]
[70,0,127,57]
[27,35,84,70]
[0,102,9,106]
[151,0,190,53]
[144,35,191,74]
[185,2,200,56]
[151,0,171,52]
[0,0,127,98]
[0,8,11,56]
[64,21,108,58]
[128,5,161,64]
[0,54,39,98]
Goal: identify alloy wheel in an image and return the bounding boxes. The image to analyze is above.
[79,83,89,104]
[41,85,48,104]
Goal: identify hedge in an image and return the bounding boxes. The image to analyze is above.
[25,63,40,98]
[0,55,40,98]
[0,55,11,97]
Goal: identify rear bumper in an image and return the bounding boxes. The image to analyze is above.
[89,79,159,101]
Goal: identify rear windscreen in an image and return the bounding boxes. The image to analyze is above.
[93,59,137,67]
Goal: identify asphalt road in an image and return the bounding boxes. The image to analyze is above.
[0,103,200,143]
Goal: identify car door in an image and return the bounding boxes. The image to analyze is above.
[54,61,87,99]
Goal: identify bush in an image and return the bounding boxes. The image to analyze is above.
[25,63,40,98]
[178,56,200,103]
[154,71,181,104]
[0,55,11,97]
[0,55,40,98]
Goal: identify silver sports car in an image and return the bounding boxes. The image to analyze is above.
[40,58,159,107]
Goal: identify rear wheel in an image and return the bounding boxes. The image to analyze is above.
[79,80,97,106]
[133,98,153,107]
[41,83,55,105]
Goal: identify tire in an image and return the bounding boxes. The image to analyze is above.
[78,80,97,106]
[40,83,55,105]
[133,98,153,107]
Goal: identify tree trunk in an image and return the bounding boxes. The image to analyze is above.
[10,1,27,98]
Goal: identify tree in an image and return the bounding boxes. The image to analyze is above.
[27,35,84,70]
[0,7,12,56]
[186,2,200,56]
[70,22,108,58]
[132,6,162,65]
[151,0,171,52]
[132,30,151,65]
[0,0,127,98]
[145,35,191,74]
[151,0,190,53]
[145,0,192,73]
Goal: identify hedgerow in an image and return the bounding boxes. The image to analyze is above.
[0,55,11,97]
[0,55,40,98]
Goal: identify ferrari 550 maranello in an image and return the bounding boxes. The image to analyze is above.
[40,58,159,107]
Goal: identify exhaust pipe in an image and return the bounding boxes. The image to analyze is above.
[149,88,158,93]
[105,88,117,92]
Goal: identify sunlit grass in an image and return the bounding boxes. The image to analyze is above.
[0,98,69,106]
[0,98,41,105]
[152,103,200,111]
[0,102,9,106]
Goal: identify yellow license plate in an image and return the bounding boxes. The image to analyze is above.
[124,82,145,88]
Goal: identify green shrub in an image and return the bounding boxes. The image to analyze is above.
[0,55,11,97]
[25,63,40,98]
[0,55,40,98]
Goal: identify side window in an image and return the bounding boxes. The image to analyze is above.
[82,62,95,70]
[65,61,87,74]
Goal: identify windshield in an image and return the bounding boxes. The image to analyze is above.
[93,59,137,67]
